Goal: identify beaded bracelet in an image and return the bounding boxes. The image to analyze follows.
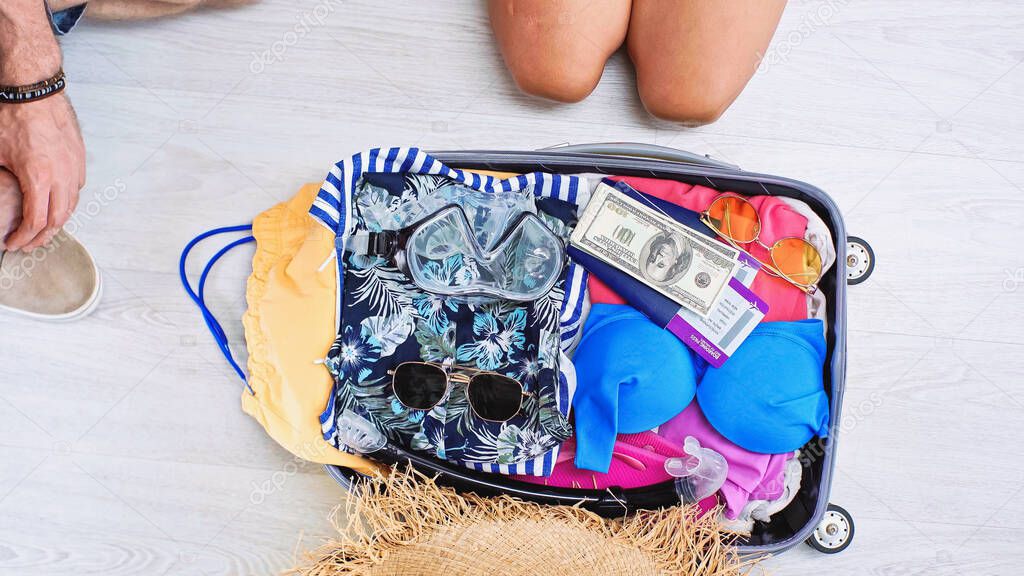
[0,68,66,104]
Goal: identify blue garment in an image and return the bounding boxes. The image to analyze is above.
[313,148,591,477]
[310,148,590,351]
[697,319,829,454]
[48,2,87,35]
[572,304,699,473]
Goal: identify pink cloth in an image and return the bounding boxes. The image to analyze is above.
[558,176,805,518]
[658,402,793,519]
[588,276,627,306]
[512,432,719,516]
[596,176,810,321]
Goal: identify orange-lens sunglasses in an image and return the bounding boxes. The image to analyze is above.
[700,194,823,294]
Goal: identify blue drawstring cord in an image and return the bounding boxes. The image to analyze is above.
[179,224,256,393]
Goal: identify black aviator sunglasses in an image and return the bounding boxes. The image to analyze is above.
[388,361,531,423]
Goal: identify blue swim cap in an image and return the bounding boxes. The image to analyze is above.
[697,319,829,454]
[572,304,698,473]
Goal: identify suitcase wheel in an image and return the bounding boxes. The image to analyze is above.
[845,237,874,285]
[805,503,854,554]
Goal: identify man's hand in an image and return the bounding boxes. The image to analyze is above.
[0,0,86,252]
[0,168,23,250]
[0,94,85,251]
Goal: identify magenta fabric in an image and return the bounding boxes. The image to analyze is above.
[595,176,810,321]
[658,402,793,519]
[512,432,719,516]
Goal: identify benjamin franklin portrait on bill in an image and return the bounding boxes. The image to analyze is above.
[638,232,692,285]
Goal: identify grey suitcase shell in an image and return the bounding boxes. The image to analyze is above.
[325,143,872,556]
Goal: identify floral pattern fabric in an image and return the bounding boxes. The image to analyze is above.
[312,151,589,476]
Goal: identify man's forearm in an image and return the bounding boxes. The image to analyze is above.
[0,0,63,85]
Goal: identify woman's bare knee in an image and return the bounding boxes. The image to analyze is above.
[489,0,630,103]
[627,0,785,124]
[636,74,737,125]
[505,56,604,103]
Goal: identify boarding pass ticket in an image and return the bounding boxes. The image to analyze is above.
[667,253,769,368]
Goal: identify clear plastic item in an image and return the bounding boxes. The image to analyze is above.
[336,409,387,454]
[426,184,537,251]
[664,436,729,502]
[406,205,565,301]
[357,182,536,247]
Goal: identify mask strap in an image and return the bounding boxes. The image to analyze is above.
[346,230,403,259]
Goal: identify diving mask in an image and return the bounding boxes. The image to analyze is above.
[348,205,566,301]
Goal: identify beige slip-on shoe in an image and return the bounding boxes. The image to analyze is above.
[0,231,102,322]
[84,0,255,21]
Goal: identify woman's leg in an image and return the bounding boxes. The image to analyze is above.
[627,0,786,124]
[489,0,631,103]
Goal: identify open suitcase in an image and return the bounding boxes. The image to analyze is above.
[321,143,876,557]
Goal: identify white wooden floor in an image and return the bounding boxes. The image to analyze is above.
[2,0,1023,573]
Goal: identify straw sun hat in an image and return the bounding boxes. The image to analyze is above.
[289,467,760,576]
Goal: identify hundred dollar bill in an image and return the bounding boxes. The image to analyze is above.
[570,182,740,316]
